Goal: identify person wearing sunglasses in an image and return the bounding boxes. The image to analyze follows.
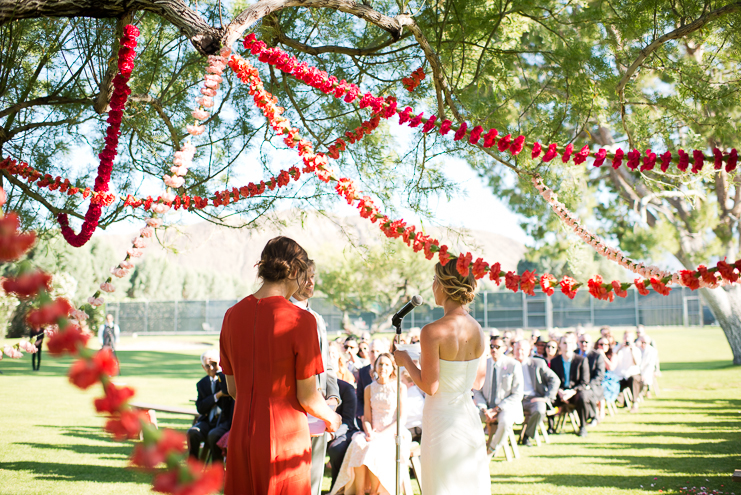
[473,335,524,455]
[513,339,560,446]
[550,332,593,437]
[544,340,559,368]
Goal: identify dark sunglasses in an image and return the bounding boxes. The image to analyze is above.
[344,345,357,350]
[490,344,503,350]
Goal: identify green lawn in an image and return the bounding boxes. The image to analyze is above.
[0,327,739,495]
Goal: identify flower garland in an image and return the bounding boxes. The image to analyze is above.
[243,33,739,176]
[402,67,425,92]
[57,25,139,247]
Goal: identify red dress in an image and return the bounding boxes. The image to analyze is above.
[220,295,324,495]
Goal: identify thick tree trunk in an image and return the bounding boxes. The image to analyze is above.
[698,285,741,365]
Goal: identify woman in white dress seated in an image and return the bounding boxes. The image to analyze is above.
[330,352,411,495]
[394,260,490,495]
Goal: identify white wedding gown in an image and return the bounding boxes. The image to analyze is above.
[421,359,491,494]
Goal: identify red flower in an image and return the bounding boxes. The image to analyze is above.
[95,383,135,414]
[471,258,489,279]
[561,143,574,163]
[677,149,689,171]
[660,151,672,172]
[560,276,579,299]
[47,323,90,356]
[489,262,502,285]
[510,135,525,156]
[456,252,473,277]
[611,280,628,298]
[679,270,700,290]
[611,148,624,169]
[505,271,521,293]
[2,270,52,298]
[588,275,614,301]
[483,129,499,148]
[398,106,413,125]
[152,459,223,495]
[641,150,657,172]
[409,113,424,128]
[716,260,738,283]
[531,142,542,159]
[713,148,723,170]
[593,148,607,167]
[520,270,537,296]
[422,115,437,133]
[542,143,558,162]
[697,265,718,286]
[105,409,147,440]
[439,120,452,135]
[469,126,483,145]
[573,145,590,164]
[650,277,671,296]
[691,150,704,174]
[423,238,439,260]
[634,279,650,296]
[540,274,556,296]
[497,134,512,152]
[453,122,468,141]
[69,348,119,390]
[726,148,737,172]
[438,245,451,266]
[26,297,73,328]
[131,429,186,470]
[626,149,640,170]
[0,213,36,261]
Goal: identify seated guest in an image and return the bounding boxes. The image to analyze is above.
[595,337,620,419]
[585,338,606,425]
[577,334,592,357]
[355,339,387,424]
[402,370,424,443]
[501,330,515,355]
[534,337,547,359]
[474,336,524,454]
[329,342,355,385]
[513,339,560,446]
[638,335,659,397]
[327,379,360,487]
[544,339,559,367]
[187,349,234,465]
[550,333,592,437]
[614,331,642,412]
[344,337,367,380]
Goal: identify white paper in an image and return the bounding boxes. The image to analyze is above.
[307,414,326,436]
[396,343,421,363]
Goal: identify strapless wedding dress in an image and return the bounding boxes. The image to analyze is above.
[421,359,491,494]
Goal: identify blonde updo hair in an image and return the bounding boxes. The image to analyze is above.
[434,261,477,305]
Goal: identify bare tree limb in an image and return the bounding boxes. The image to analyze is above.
[129,94,181,150]
[0,96,93,119]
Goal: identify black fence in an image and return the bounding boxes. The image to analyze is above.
[105,286,711,335]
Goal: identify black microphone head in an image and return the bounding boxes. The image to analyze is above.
[411,295,423,307]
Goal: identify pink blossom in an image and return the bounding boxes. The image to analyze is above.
[132,237,147,249]
[204,74,223,84]
[111,267,129,278]
[18,340,37,353]
[152,203,170,215]
[100,282,116,293]
[146,218,163,228]
[200,88,217,97]
[186,125,205,136]
[170,165,188,176]
[140,227,154,238]
[88,296,105,307]
[3,344,22,358]
[127,248,144,258]
[195,96,214,108]
[161,191,176,202]
[164,175,185,188]
[71,309,89,321]
[206,65,224,75]
[219,47,231,58]
[120,260,134,270]
[192,109,210,120]
[203,79,220,90]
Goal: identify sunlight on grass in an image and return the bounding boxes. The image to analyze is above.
[1,326,739,495]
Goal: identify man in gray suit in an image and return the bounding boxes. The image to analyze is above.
[513,339,560,446]
[474,335,524,454]
[292,260,340,495]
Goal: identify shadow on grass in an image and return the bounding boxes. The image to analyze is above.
[1,461,150,483]
[15,442,132,460]
[490,473,732,491]
[660,360,736,371]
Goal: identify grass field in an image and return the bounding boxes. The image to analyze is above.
[0,326,739,495]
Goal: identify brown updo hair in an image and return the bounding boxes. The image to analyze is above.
[256,236,310,288]
[434,260,477,305]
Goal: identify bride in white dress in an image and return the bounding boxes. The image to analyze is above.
[394,261,491,495]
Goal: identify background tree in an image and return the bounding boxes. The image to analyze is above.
[2,0,741,362]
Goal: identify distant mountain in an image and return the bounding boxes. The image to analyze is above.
[100,210,526,288]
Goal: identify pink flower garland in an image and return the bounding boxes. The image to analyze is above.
[57,25,139,247]
[243,33,739,175]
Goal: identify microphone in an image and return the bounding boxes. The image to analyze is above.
[391,295,424,330]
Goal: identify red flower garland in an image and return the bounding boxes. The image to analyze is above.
[57,25,139,247]
[402,67,425,92]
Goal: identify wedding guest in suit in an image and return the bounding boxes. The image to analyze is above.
[292,260,341,495]
[355,339,387,424]
[327,379,359,487]
[474,335,524,454]
[550,332,592,437]
[577,334,592,357]
[513,339,560,446]
[585,339,606,425]
[30,327,44,371]
[187,349,234,465]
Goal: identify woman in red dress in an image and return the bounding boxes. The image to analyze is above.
[220,236,341,494]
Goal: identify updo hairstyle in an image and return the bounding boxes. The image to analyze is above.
[434,260,477,305]
[256,236,310,288]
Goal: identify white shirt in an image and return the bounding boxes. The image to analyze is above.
[404,384,425,429]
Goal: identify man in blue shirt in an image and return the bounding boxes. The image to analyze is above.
[550,332,592,437]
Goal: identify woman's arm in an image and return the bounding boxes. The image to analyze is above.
[363,386,373,439]
[225,374,237,399]
[395,324,441,396]
[297,377,341,432]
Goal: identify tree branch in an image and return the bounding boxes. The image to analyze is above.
[0,170,85,220]
[0,96,93,119]
[129,94,181,150]
[94,12,134,114]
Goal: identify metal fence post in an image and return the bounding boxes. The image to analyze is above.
[144,301,149,333]
[634,288,640,325]
[522,291,528,328]
[545,294,553,330]
[205,299,209,331]
[483,292,488,328]
[590,296,594,326]
[682,295,689,327]
[174,300,178,332]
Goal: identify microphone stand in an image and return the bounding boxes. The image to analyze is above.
[393,317,403,495]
